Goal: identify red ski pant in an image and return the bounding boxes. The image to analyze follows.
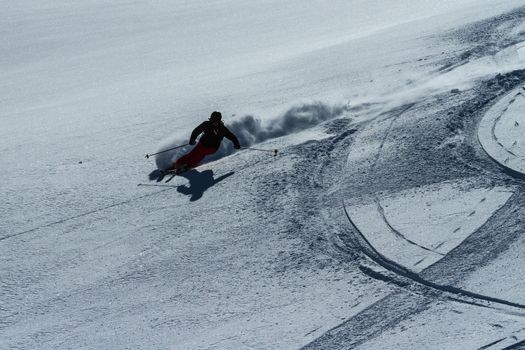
[172,143,218,169]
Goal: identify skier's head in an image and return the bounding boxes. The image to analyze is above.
[209,111,222,125]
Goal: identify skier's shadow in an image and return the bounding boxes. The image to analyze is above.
[176,169,234,201]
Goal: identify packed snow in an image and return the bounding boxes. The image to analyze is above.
[345,179,515,271]
[2,1,525,349]
[479,84,525,175]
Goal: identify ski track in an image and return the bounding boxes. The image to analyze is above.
[481,89,525,181]
[0,188,174,242]
[261,66,525,348]
[502,339,525,350]
[343,199,525,311]
[302,43,525,350]
[478,337,507,350]
[341,91,525,311]
[491,91,522,157]
[372,104,415,164]
[1,168,232,243]
[279,115,443,349]
[374,199,445,256]
[302,99,525,349]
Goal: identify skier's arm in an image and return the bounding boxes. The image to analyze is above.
[189,122,206,145]
[223,126,241,149]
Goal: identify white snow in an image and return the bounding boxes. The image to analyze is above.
[460,230,525,304]
[345,179,515,271]
[355,301,525,350]
[2,0,525,349]
[479,85,525,174]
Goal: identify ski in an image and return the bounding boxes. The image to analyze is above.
[165,173,177,183]
[162,167,192,183]
[143,165,198,186]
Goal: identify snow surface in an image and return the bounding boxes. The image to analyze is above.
[345,179,515,272]
[479,84,525,175]
[2,1,525,349]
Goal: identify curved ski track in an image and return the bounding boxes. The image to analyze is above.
[301,76,525,348]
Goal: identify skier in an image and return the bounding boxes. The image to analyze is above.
[170,111,241,172]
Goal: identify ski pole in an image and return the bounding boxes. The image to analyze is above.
[242,147,278,156]
[145,144,189,159]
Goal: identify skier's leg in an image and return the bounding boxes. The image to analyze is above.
[171,143,217,170]
[171,145,201,170]
[200,145,219,157]
[188,145,218,166]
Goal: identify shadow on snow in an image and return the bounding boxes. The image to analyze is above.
[147,169,235,201]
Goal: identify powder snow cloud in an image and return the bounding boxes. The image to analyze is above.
[155,102,349,169]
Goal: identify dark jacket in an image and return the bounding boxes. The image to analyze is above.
[190,121,240,149]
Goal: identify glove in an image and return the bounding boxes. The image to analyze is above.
[189,140,196,145]
[234,144,241,150]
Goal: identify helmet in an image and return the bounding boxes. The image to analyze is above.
[210,111,222,122]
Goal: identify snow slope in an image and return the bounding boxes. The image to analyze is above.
[2,1,525,349]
